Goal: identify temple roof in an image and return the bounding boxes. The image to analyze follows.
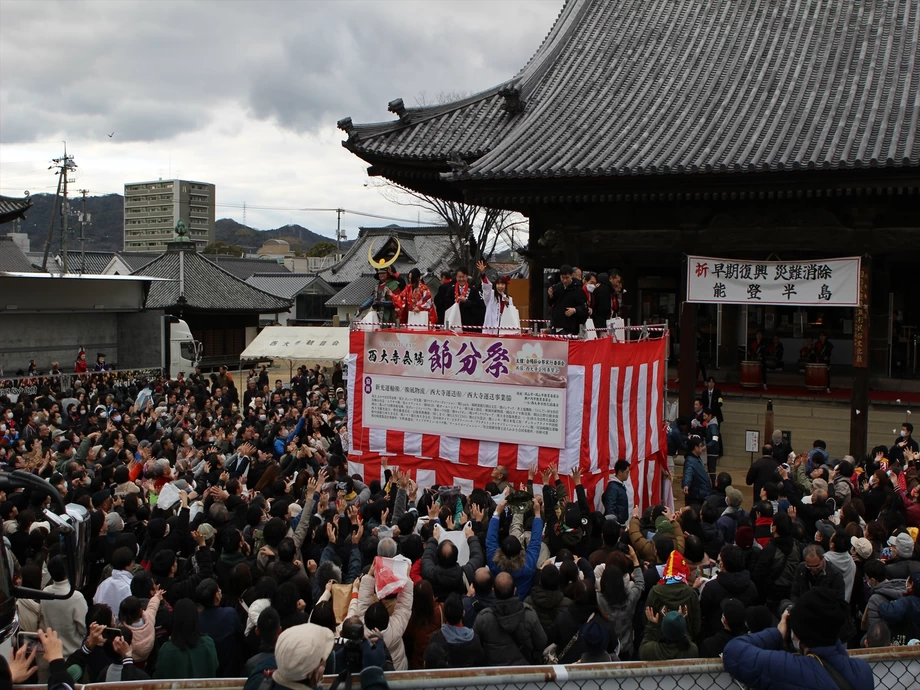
[132,245,293,313]
[317,225,455,285]
[0,195,32,225]
[0,236,39,272]
[342,0,920,190]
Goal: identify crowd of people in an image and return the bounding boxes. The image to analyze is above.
[0,363,917,690]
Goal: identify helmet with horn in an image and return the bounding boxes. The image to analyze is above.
[368,238,401,272]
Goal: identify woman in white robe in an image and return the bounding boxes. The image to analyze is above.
[477,259,515,335]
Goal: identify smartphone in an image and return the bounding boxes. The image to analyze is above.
[881,547,894,560]
[15,631,43,654]
[102,627,124,642]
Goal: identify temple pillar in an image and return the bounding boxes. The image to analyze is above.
[679,255,697,417]
[850,258,872,459]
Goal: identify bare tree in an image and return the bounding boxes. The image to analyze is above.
[374,180,527,272]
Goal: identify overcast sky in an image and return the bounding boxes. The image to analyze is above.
[0,0,560,240]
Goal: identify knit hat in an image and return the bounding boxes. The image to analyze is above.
[734,526,754,549]
[725,486,743,507]
[273,624,335,690]
[851,537,873,560]
[580,616,610,653]
[91,490,111,508]
[105,512,124,533]
[660,610,687,642]
[889,532,915,558]
[720,598,747,635]
[815,519,836,542]
[500,535,522,558]
[658,550,690,585]
[360,667,388,690]
[789,587,846,648]
[654,515,674,535]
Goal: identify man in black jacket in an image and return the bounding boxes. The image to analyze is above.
[592,272,612,326]
[548,265,588,335]
[473,572,546,666]
[434,271,454,324]
[421,523,486,601]
[746,446,780,500]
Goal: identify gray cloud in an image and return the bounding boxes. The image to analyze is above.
[0,0,560,144]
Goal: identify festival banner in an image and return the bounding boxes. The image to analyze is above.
[348,330,670,513]
[686,256,861,306]
[362,331,568,448]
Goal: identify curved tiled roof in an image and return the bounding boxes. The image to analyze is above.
[317,225,455,285]
[133,249,293,313]
[0,195,32,225]
[342,0,920,181]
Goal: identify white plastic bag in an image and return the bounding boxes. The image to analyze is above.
[356,310,380,331]
[444,303,463,331]
[608,317,626,342]
[438,530,471,566]
[584,317,597,341]
[498,305,521,334]
[407,310,429,331]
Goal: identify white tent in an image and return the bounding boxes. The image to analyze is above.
[240,326,350,363]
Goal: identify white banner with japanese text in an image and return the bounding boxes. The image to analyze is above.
[686,256,861,306]
[361,332,568,448]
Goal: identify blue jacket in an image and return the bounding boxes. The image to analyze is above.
[603,478,629,524]
[723,628,874,690]
[682,454,711,501]
[806,448,829,475]
[486,514,543,599]
[878,593,920,639]
[273,416,305,457]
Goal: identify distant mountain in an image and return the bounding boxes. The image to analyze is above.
[14,193,125,252]
[7,193,350,254]
[215,219,352,254]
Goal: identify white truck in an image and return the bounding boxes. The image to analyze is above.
[163,315,202,378]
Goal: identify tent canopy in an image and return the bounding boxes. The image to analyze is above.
[240,326,350,363]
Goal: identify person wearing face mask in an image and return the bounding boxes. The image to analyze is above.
[581,270,596,311]
[891,423,919,466]
[723,587,873,690]
[476,260,516,335]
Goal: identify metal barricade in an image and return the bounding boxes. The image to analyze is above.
[28,647,917,690]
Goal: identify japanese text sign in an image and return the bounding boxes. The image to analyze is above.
[686,256,861,307]
[363,332,568,388]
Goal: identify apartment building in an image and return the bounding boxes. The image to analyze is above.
[124,179,215,251]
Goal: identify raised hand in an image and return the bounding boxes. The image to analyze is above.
[528,463,538,481]
[571,467,582,485]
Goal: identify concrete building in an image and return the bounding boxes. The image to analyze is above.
[256,238,293,258]
[123,179,215,251]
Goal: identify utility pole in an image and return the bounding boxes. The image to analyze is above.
[335,208,345,252]
[41,169,63,272]
[60,144,76,273]
[43,144,78,272]
[79,189,89,274]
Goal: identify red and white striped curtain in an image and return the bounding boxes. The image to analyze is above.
[347,331,668,514]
